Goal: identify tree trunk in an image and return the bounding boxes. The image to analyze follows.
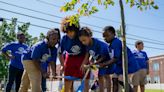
[119,0,129,92]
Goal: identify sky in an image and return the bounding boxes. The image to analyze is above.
[0,0,164,58]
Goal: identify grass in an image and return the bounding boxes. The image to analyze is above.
[146,89,164,92]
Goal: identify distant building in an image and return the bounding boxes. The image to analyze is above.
[148,55,164,84]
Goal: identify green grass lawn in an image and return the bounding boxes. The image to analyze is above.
[146,89,164,92]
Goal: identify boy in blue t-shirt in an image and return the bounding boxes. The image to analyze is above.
[2,32,28,92]
[132,40,149,92]
[102,26,139,92]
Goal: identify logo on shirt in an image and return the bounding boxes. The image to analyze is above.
[109,49,114,58]
[70,45,81,55]
[89,50,99,60]
[40,54,51,62]
[15,47,25,54]
[136,52,145,59]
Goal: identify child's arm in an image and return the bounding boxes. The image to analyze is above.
[81,53,90,72]
[98,58,118,67]
[2,52,14,60]
[1,43,14,60]
[94,56,106,65]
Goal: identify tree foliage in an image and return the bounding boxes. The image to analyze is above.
[60,0,158,25]
[0,18,31,78]
[0,18,45,78]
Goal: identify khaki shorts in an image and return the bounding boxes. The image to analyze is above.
[132,69,147,86]
[112,73,133,82]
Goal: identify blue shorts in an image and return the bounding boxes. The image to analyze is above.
[98,64,116,76]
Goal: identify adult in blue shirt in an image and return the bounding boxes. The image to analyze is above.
[102,26,139,92]
[19,29,60,92]
[78,27,115,92]
[132,40,149,92]
[2,32,28,92]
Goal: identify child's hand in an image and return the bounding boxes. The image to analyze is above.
[8,55,15,60]
[80,64,90,73]
[80,64,86,73]
[60,65,64,74]
[98,63,105,68]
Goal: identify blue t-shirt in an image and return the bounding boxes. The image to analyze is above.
[108,38,139,74]
[59,35,86,56]
[2,42,28,70]
[108,38,122,65]
[41,53,58,72]
[41,53,57,72]
[87,38,110,62]
[133,50,149,69]
[87,38,116,75]
[23,40,57,64]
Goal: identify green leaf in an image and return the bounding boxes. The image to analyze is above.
[140,6,143,11]
[71,0,78,5]
[153,5,159,9]
[97,0,102,5]
[126,0,129,3]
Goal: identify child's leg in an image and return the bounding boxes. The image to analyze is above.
[132,71,140,92]
[104,75,111,92]
[84,79,89,92]
[64,80,73,92]
[98,76,104,92]
[139,69,147,92]
[118,75,133,92]
[112,74,119,92]
[140,85,145,92]
[133,86,138,92]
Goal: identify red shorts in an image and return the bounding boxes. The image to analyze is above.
[64,54,85,79]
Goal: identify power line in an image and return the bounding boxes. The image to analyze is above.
[127,43,164,51]
[1,5,164,46]
[0,7,106,35]
[93,28,164,44]
[97,38,164,51]
[0,1,61,19]
[126,33,164,43]
[36,0,164,32]
[0,7,105,35]
[1,17,51,30]
[2,16,164,50]
[1,0,164,43]
[127,37,164,46]
[0,0,103,29]
[36,0,120,23]
[0,8,61,24]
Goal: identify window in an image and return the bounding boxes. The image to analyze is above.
[153,63,159,71]
[146,76,151,83]
[154,76,160,83]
